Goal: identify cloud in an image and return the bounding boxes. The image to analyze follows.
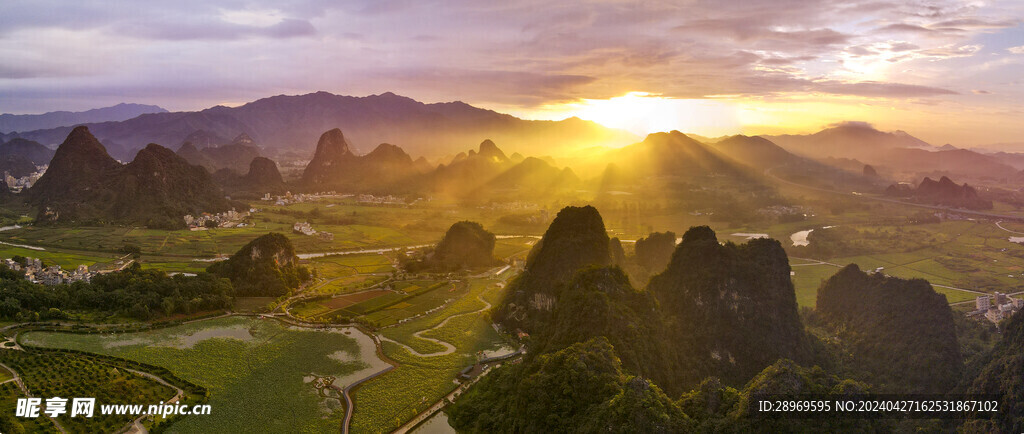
[0,0,1019,115]
[1009,45,1024,54]
[828,120,875,129]
[972,89,991,94]
[876,23,936,33]
[810,80,958,98]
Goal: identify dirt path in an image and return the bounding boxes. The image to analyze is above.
[117,368,184,434]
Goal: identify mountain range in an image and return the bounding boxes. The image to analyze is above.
[0,92,637,161]
[764,123,1018,182]
[0,103,166,135]
[176,133,264,174]
[27,126,237,228]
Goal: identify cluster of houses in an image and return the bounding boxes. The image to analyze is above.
[757,205,812,219]
[262,191,345,206]
[972,292,1024,324]
[293,222,334,241]
[4,166,46,193]
[3,257,92,285]
[183,208,253,230]
[356,194,406,205]
[481,201,541,211]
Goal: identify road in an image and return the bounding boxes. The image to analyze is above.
[119,368,185,434]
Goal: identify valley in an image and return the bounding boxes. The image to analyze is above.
[0,98,1022,433]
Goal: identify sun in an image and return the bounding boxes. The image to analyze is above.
[520,92,743,138]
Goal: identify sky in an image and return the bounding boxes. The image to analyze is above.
[1,0,1023,148]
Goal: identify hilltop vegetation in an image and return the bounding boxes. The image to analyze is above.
[207,232,310,296]
[813,264,963,394]
[405,221,500,272]
[966,310,1024,432]
[493,206,814,397]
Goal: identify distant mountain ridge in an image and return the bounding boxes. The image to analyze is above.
[0,103,166,134]
[2,92,636,160]
[177,134,263,174]
[764,123,1016,181]
[885,176,992,210]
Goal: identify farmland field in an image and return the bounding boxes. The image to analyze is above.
[21,316,390,433]
[350,278,510,433]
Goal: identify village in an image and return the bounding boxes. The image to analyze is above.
[971,292,1024,324]
[3,165,46,193]
[2,257,92,285]
[261,191,346,206]
[183,208,254,230]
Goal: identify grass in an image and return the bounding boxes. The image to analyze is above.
[0,245,116,269]
[790,264,839,309]
[21,316,380,434]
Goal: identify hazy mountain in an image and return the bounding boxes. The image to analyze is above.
[885,147,1017,180]
[711,134,802,168]
[764,123,1016,181]
[301,128,420,192]
[0,138,55,166]
[215,156,287,196]
[414,139,519,199]
[0,103,166,134]
[4,92,636,160]
[765,122,934,161]
[885,176,992,210]
[181,129,228,148]
[479,157,580,197]
[28,126,236,228]
[176,135,263,175]
[0,155,37,178]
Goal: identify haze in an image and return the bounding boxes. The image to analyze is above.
[1,0,1023,148]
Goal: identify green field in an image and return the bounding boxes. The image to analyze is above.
[790,264,839,309]
[351,279,509,433]
[21,316,387,433]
